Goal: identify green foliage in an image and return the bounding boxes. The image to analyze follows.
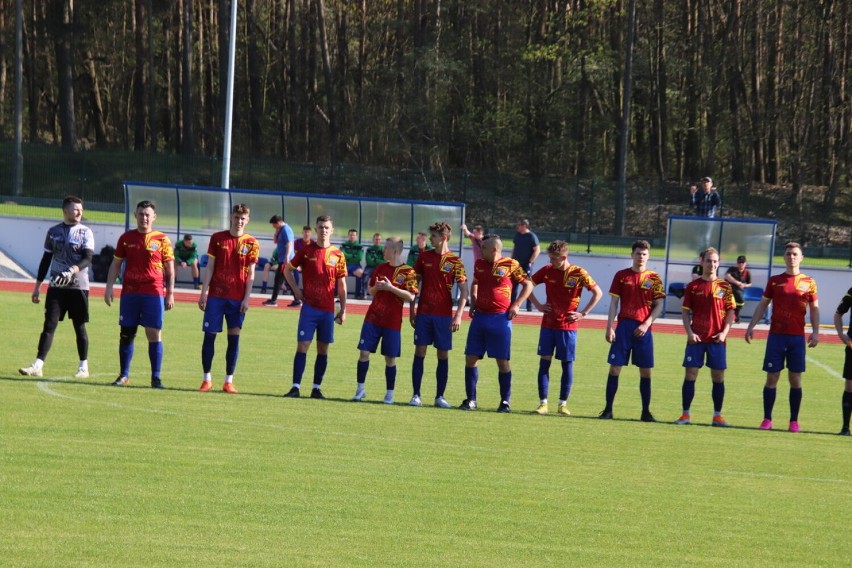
[1,291,849,565]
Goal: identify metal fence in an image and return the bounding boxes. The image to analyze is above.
[1,142,849,265]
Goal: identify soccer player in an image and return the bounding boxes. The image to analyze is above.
[833,287,852,436]
[724,255,752,323]
[197,204,260,394]
[104,200,175,388]
[745,242,819,432]
[282,215,347,399]
[19,196,95,379]
[674,248,736,427]
[174,234,201,288]
[262,214,295,307]
[409,222,468,408]
[352,237,418,404]
[362,232,384,297]
[528,241,602,415]
[460,235,532,412]
[599,240,665,422]
[341,229,365,299]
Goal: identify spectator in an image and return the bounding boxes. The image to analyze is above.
[259,249,281,295]
[689,177,721,218]
[691,251,705,281]
[724,255,752,323]
[175,234,201,289]
[362,233,384,298]
[461,223,485,262]
[262,214,295,307]
[341,229,365,299]
[510,218,540,311]
[405,231,433,267]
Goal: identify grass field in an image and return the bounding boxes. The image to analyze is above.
[1,288,850,566]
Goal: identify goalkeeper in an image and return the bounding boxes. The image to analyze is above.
[19,196,95,379]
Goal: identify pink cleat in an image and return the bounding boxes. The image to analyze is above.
[759,419,773,430]
[788,421,800,433]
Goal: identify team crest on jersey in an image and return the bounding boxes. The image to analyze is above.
[441,262,453,273]
[642,279,653,289]
[395,274,405,284]
[149,242,159,251]
[715,289,725,298]
[240,245,249,255]
[494,266,507,277]
[797,282,810,292]
[329,257,338,266]
[566,277,578,288]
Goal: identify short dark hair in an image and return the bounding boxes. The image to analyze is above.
[302,225,311,231]
[136,200,156,211]
[785,241,803,253]
[183,234,193,241]
[348,228,358,234]
[232,203,250,215]
[269,214,283,224]
[62,195,83,209]
[429,222,452,237]
[548,240,569,255]
[631,240,651,252]
[316,215,333,224]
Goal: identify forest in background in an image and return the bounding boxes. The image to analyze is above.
[0,0,849,235]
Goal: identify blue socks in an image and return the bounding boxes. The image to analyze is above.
[604,374,619,410]
[560,361,574,402]
[201,332,216,374]
[789,387,802,422]
[498,371,512,402]
[712,381,725,413]
[119,337,134,378]
[225,334,240,375]
[763,386,777,420]
[436,358,449,397]
[412,355,425,396]
[681,379,695,411]
[314,354,328,385]
[292,351,307,385]
[148,341,162,380]
[639,377,652,412]
[537,359,551,400]
[385,365,397,391]
[357,360,369,384]
[465,366,478,400]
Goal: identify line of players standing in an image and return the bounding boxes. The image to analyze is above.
[18,196,852,436]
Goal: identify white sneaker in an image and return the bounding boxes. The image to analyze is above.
[19,364,43,377]
[409,395,422,406]
[383,392,395,405]
[74,367,89,379]
[352,386,366,401]
[434,396,452,409]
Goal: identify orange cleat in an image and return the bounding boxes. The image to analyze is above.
[198,380,213,392]
[222,382,238,394]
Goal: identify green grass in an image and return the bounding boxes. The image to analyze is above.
[1,290,850,566]
[0,203,124,224]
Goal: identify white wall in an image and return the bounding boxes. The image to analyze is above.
[2,215,848,324]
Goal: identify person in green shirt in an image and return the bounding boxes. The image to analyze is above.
[341,229,365,298]
[362,232,384,298]
[406,231,433,267]
[175,234,201,288]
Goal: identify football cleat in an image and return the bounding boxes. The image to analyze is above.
[434,396,452,409]
[383,392,395,405]
[310,387,325,400]
[788,421,800,433]
[74,367,89,379]
[712,415,731,428]
[674,413,692,425]
[640,411,657,423]
[151,378,165,389]
[409,395,423,407]
[557,404,571,416]
[112,376,129,386]
[759,418,773,430]
[262,300,278,307]
[459,399,477,411]
[288,300,302,307]
[497,401,511,413]
[19,364,43,378]
[198,380,212,392]
[284,387,301,398]
[352,386,367,401]
[598,409,613,420]
[222,382,238,394]
[838,428,851,436]
[534,402,548,415]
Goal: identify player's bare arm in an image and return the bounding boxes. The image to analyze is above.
[240,262,256,313]
[681,309,700,344]
[163,260,175,311]
[605,296,619,343]
[104,256,124,307]
[808,302,820,348]
[452,280,469,330]
[282,264,303,301]
[714,309,735,343]
[335,276,347,324]
[568,285,603,323]
[835,312,852,347]
[636,298,663,336]
[745,297,771,343]
[508,279,534,320]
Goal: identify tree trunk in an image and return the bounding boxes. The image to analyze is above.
[52,0,76,150]
[181,0,194,155]
[133,0,147,150]
[84,50,108,148]
[246,0,264,153]
[314,0,338,164]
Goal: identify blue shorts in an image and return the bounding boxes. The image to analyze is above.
[682,342,727,370]
[607,319,654,368]
[202,297,245,333]
[347,265,362,276]
[763,333,806,373]
[413,314,453,350]
[358,321,401,357]
[465,312,512,360]
[119,293,164,329]
[298,302,335,344]
[537,329,577,361]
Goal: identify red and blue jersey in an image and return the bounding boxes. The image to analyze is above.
[414,249,467,317]
[289,241,347,312]
[114,230,175,296]
[609,268,665,323]
[472,257,526,314]
[532,264,597,330]
[365,262,419,330]
[682,277,736,342]
[764,272,818,336]
[207,230,260,301]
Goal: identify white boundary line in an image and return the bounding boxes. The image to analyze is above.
[807,355,844,380]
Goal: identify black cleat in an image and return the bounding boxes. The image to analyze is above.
[598,409,614,420]
[640,411,657,423]
[839,428,851,436]
[497,401,511,413]
[310,388,326,400]
[112,376,129,386]
[459,399,477,411]
[284,386,301,398]
[151,378,164,389]
[288,300,302,307]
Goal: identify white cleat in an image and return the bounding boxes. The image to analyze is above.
[352,386,367,401]
[74,368,89,379]
[19,365,43,378]
[434,396,452,409]
[383,392,395,405]
[409,395,423,407]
